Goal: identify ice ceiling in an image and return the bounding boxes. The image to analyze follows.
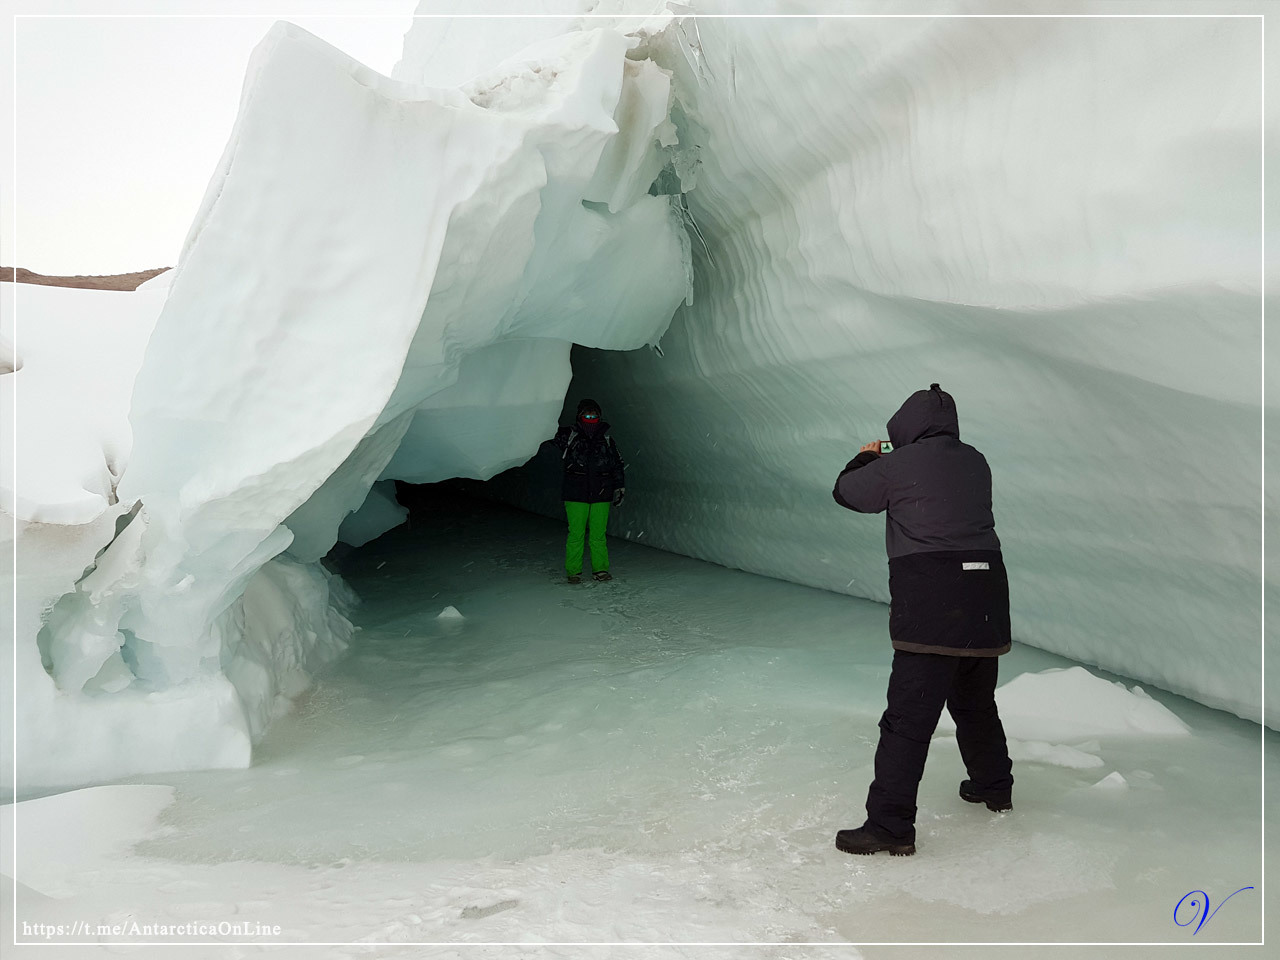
[2,1,1268,792]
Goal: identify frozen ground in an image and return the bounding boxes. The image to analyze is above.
[5,495,1272,956]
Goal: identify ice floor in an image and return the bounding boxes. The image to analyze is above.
[6,495,1275,957]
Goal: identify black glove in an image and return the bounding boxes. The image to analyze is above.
[612,487,626,507]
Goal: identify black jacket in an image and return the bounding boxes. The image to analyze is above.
[553,422,625,504]
[834,386,1008,656]
[833,385,1001,560]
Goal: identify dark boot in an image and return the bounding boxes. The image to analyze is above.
[835,824,915,857]
[567,574,582,584]
[959,779,1012,812]
[592,570,613,581]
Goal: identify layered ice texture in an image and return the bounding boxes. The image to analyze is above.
[3,2,1268,792]
[475,6,1267,722]
[4,13,691,791]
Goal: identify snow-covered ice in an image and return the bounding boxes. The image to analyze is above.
[1,284,161,525]
[3,498,1270,954]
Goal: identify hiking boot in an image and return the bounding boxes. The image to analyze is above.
[835,825,915,857]
[592,570,613,582]
[959,780,1012,812]
[566,574,582,584]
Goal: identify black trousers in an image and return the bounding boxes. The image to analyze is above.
[864,649,1014,841]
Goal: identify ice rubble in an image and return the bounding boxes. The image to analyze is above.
[5,15,691,790]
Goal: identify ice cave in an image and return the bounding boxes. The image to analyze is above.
[2,1,1273,952]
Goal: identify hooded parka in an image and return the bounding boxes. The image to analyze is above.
[833,385,1010,656]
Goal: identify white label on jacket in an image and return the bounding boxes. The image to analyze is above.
[962,562,990,571]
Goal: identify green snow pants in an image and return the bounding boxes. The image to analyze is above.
[565,501,610,576]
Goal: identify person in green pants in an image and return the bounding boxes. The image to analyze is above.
[551,399,626,583]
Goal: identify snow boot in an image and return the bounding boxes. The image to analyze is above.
[593,571,613,582]
[567,574,582,584]
[959,780,1012,812]
[834,825,915,857]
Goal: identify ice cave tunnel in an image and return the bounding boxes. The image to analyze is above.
[2,3,1269,815]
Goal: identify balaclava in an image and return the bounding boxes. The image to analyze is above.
[577,398,603,436]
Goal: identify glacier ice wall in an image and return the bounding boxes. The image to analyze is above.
[7,16,691,791]
[409,5,1267,725]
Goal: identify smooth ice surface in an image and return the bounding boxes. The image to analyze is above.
[4,499,1269,955]
[410,4,1270,725]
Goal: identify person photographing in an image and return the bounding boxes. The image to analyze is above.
[832,383,1014,857]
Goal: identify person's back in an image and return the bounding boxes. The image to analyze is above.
[834,383,1000,559]
[876,437,999,557]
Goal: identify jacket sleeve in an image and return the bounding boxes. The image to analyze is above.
[551,425,571,452]
[608,437,626,488]
[833,451,889,513]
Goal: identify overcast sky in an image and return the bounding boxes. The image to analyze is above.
[6,2,416,275]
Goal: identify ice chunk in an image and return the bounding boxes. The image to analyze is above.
[225,556,354,739]
[337,480,409,549]
[1089,771,1129,793]
[437,605,465,620]
[937,666,1190,742]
